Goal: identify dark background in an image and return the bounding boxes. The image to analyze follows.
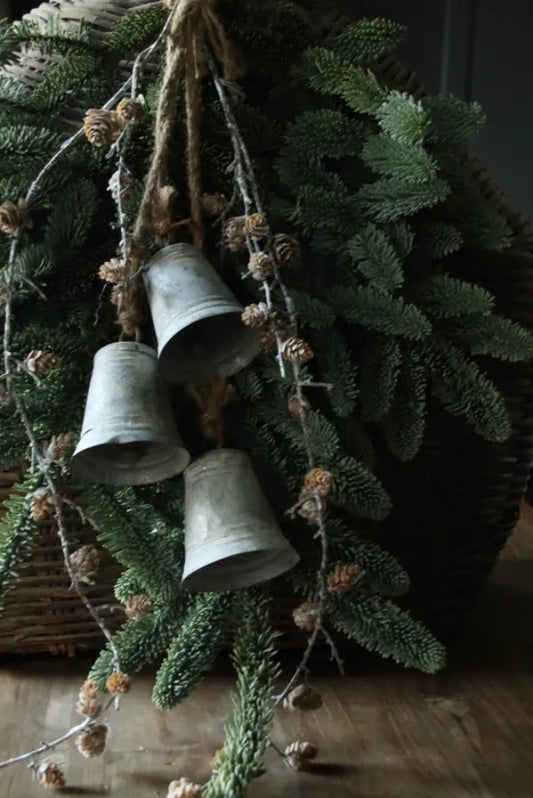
[6,0,533,220]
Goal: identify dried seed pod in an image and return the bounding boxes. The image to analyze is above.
[248,251,275,280]
[282,337,314,363]
[288,395,311,419]
[70,544,100,585]
[106,671,132,695]
[201,193,227,218]
[75,723,108,758]
[46,432,76,463]
[283,684,323,712]
[37,761,66,789]
[125,594,153,619]
[292,601,320,632]
[116,96,144,124]
[98,258,128,284]
[30,488,55,522]
[245,212,270,240]
[24,350,61,375]
[327,563,362,593]
[241,302,271,327]
[223,216,246,252]
[76,679,101,717]
[285,741,319,771]
[0,199,31,235]
[271,233,301,267]
[84,108,122,146]
[304,468,333,497]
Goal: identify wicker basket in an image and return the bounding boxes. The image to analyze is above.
[0,0,532,652]
[0,469,123,655]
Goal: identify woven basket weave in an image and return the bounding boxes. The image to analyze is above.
[0,0,532,652]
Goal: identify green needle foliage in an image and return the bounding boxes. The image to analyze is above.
[0,8,531,793]
[204,591,280,798]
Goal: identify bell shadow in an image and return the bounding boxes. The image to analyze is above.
[308,762,358,778]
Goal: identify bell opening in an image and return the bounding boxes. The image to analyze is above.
[182,547,300,592]
[72,438,190,486]
[159,311,257,383]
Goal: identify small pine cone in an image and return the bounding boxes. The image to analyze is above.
[37,761,66,789]
[304,468,333,498]
[75,723,108,758]
[84,108,122,146]
[282,337,314,363]
[271,233,301,267]
[283,684,323,712]
[248,251,275,280]
[116,96,144,125]
[125,594,153,620]
[110,284,123,307]
[241,302,271,327]
[76,678,102,717]
[106,671,132,696]
[46,432,75,463]
[98,257,128,284]
[30,488,55,523]
[297,495,321,525]
[70,544,100,584]
[0,199,30,235]
[167,778,204,798]
[285,741,319,771]
[327,563,361,593]
[76,678,101,717]
[245,213,270,240]
[292,601,320,632]
[24,349,61,375]
[201,193,227,218]
[107,169,136,204]
[223,216,246,252]
[288,395,310,419]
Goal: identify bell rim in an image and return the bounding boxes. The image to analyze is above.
[93,340,158,362]
[184,447,249,478]
[143,242,200,263]
[181,543,300,592]
[71,437,190,486]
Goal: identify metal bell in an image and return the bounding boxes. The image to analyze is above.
[182,449,300,592]
[142,243,258,383]
[72,341,190,486]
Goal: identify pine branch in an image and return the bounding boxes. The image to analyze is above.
[333,18,407,64]
[413,275,494,320]
[356,176,450,222]
[361,133,438,185]
[331,455,392,521]
[383,348,427,461]
[0,471,41,608]
[376,91,430,144]
[330,592,446,673]
[359,335,401,421]
[204,591,280,798]
[152,593,230,711]
[347,222,404,293]
[331,285,432,340]
[451,314,533,362]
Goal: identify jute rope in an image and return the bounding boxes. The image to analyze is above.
[118,0,237,337]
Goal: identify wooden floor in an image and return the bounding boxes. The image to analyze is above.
[3,508,533,797]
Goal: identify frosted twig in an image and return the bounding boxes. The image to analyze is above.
[208,55,344,707]
[0,696,114,770]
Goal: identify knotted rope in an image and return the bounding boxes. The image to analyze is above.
[118,0,237,338]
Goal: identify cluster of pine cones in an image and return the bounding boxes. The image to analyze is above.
[83,96,144,147]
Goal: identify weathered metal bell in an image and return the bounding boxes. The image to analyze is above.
[142,243,258,383]
[72,341,190,486]
[182,448,300,592]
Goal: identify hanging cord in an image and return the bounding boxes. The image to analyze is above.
[118,0,237,338]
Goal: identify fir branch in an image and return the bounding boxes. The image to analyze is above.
[361,133,438,185]
[347,222,404,293]
[412,275,494,320]
[90,604,186,690]
[356,175,450,222]
[383,348,427,461]
[376,91,430,144]
[330,593,446,673]
[332,18,407,64]
[204,592,280,798]
[331,455,391,521]
[451,314,533,362]
[152,593,230,711]
[331,285,432,340]
[0,471,41,607]
[358,335,401,421]
[424,95,485,144]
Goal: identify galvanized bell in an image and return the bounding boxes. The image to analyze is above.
[142,243,258,383]
[72,341,190,486]
[182,448,300,591]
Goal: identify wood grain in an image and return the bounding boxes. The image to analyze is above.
[3,505,533,797]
